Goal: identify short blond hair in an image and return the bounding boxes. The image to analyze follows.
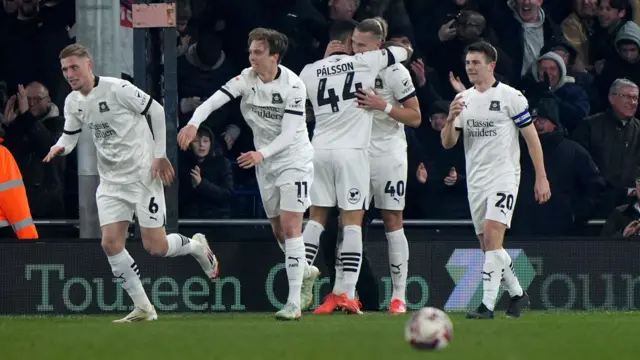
[357,17,388,41]
[59,44,92,60]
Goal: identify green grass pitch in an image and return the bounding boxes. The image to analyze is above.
[1,311,637,360]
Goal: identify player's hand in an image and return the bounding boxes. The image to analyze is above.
[324,40,346,58]
[623,220,640,238]
[355,88,386,111]
[534,176,551,204]
[444,167,457,186]
[410,59,426,87]
[416,162,428,184]
[448,95,465,121]
[43,145,65,163]
[237,151,264,169]
[177,124,198,151]
[449,72,466,94]
[152,157,175,185]
[190,165,202,187]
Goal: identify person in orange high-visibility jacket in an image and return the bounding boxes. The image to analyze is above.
[0,125,38,239]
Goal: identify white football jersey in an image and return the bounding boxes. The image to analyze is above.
[369,63,416,156]
[300,47,407,150]
[453,81,531,192]
[221,65,313,172]
[62,76,155,184]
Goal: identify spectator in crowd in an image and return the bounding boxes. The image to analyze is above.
[0,124,38,239]
[601,169,640,237]
[487,0,562,84]
[432,10,513,98]
[572,78,640,217]
[562,0,598,70]
[592,0,631,71]
[1,82,65,218]
[595,20,640,117]
[179,125,234,219]
[512,98,605,236]
[521,51,590,132]
[411,100,469,219]
[177,32,242,154]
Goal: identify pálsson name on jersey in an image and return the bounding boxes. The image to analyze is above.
[316,62,355,77]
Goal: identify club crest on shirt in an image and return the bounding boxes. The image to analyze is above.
[375,78,383,89]
[489,100,501,111]
[272,92,283,104]
[98,101,110,113]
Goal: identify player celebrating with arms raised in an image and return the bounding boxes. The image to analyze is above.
[350,18,421,314]
[441,42,551,319]
[177,28,319,321]
[44,44,218,323]
[299,19,411,314]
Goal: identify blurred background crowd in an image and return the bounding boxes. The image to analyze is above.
[2,0,640,238]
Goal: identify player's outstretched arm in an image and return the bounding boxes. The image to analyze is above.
[179,75,248,150]
[520,125,551,204]
[44,99,82,162]
[360,42,412,74]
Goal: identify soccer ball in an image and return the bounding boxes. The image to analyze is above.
[404,307,453,350]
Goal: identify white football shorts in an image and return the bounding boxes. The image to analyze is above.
[256,160,314,219]
[468,184,519,235]
[311,149,370,211]
[96,178,166,228]
[369,151,407,211]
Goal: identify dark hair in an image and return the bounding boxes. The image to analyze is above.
[599,0,630,11]
[466,41,498,63]
[329,19,359,42]
[247,28,289,63]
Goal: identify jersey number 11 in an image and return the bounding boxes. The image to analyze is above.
[317,72,362,113]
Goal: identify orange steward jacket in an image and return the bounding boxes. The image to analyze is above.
[0,144,38,239]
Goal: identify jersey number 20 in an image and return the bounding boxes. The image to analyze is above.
[317,72,362,113]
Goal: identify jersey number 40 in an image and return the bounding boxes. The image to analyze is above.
[317,72,362,113]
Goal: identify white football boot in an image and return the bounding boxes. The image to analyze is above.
[113,306,158,323]
[300,265,320,311]
[191,233,219,280]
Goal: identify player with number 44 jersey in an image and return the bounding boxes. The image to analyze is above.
[299,19,411,315]
[45,44,219,323]
[441,41,551,320]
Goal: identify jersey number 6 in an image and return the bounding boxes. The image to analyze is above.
[148,197,159,214]
[317,71,362,113]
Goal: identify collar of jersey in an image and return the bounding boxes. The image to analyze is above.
[94,76,100,87]
[329,52,350,56]
[474,80,500,89]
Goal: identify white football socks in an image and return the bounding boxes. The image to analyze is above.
[165,233,199,257]
[386,228,408,302]
[284,237,305,308]
[107,249,152,310]
[302,220,323,265]
[481,249,503,311]
[341,225,363,300]
[499,248,524,297]
[332,238,345,295]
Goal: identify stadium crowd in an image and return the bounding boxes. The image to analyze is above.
[1,0,640,237]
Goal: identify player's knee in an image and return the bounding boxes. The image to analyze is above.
[280,211,303,239]
[101,236,124,256]
[381,210,403,232]
[482,220,506,250]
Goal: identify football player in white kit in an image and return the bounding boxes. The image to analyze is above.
[177,28,319,321]
[441,41,551,319]
[299,18,411,314]
[44,44,219,323]
[350,18,421,315]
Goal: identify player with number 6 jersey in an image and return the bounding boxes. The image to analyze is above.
[45,44,219,323]
[441,41,551,320]
[299,19,411,315]
[178,28,319,321]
